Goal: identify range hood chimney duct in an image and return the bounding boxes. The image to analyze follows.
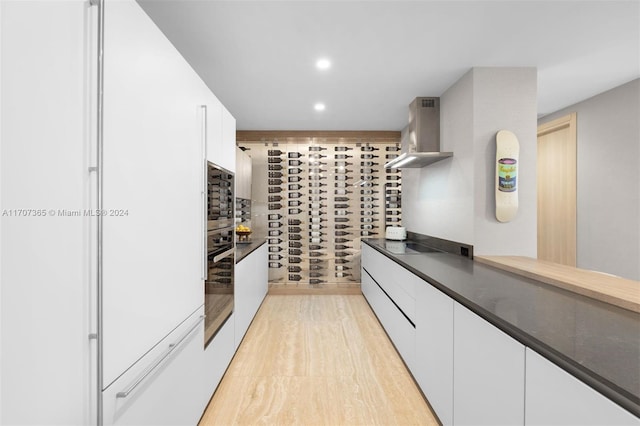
[384,97,453,168]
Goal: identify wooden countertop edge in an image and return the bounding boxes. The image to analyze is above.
[475,256,640,314]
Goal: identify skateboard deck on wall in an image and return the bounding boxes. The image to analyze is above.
[495,130,519,223]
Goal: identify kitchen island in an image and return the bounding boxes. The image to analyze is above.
[362,238,640,424]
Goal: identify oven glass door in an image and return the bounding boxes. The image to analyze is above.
[204,226,235,347]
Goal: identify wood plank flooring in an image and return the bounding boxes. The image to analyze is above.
[199,295,438,426]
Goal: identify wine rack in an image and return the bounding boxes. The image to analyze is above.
[243,139,401,288]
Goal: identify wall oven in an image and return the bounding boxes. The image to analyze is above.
[205,163,235,347]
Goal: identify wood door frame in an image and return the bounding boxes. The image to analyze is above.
[537,112,577,266]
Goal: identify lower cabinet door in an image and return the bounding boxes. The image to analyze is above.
[362,268,415,369]
[525,348,639,425]
[235,244,268,348]
[453,303,525,425]
[102,309,206,426]
[415,282,454,425]
[203,313,236,398]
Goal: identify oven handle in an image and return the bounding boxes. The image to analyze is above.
[213,247,235,263]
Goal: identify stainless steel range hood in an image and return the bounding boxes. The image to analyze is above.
[384,97,453,168]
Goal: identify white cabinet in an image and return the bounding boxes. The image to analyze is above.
[415,282,454,425]
[205,99,235,173]
[235,147,253,200]
[203,314,236,398]
[361,267,415,369]
[102,0,206,387]
[221,107,237,173]
[234,244,268,348]
[525,348,639,425]
[102,309,207,426]
[453,303,525,425]
[1,1,92,423]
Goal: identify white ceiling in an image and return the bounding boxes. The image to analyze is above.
[137,0,639,131]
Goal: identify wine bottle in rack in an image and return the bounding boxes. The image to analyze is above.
[361,224,378,230]
[289,241,303,248]
[334,238,350,243]
[288,200,303,207]
[288,249,303,256]
[289,168,303,174]
[268,164,284,171]
[334,197,350,202]
[308,161,327,167]
[268,187,283,193]
[386,146,401,151]
[288,274,302,281]
[288,218,302,225]
[268,214,283,220]
[385,154,398,159]
[334,210,353,216]
[288,266,302,273]
[334,175,350,181]
[335,272,352,278]
[268,230,283,236]
[288,176,303,182]
[361,217,379,223]
[334,146,353,151]
[289,226,302,233]
[289,257,302,263]
[269,246,284,253]
[310,238,324,244]
[334,203,349,209]
[309,189,328,195]
[309,265,324,270]
[309,182,326,188]
[309,175,327,181]
[335,259,349,264]
[309,244,323,250]
[268,157,283,163]
[335,154,353,159]
[361,154,379,159]
[268,204,283,210]
[288,159,303,166]
[268,195,283,202]
[386,189,400,195]
[334,245,352,250]
[335,231,352,236]
[387,203,400,208]
[309,272,324,278]
[335,252,349,257]
[361,231,379,236]
[335,217,349,223]
[309,258,323,264]
[269,262,283,268]
[334,182,347,188]
[309,146,327,152]
[309,203,326,209]
[335,265,351,271]
[362,175,379,181]
[360,168,374,174]
[335,224,351,229]
[386,175,401,181]
[269,238,284,244]
[308,154,327,159]
[288,152,304,158]
[289,234,302,241]
[288,183,303,190]
[309,252,325,257]
[268,178,283,185]
[310,217,327,223]
[387,217,401,223]
[289,192,304,199]
[309,231,323,237]
[335,168,353,174]
[361,146,379,152]
[269,254,284,261]
[360,161,379,167]
[360,197,379,202]
[386,182,401,188]
[269,172,283,178]
[268,149,285,156]
[334,189,353,195]
[309,224,322,231]
[309,279,326,285]
[335,161,353,167]
[361,203,379,209]
[288,208,304,215]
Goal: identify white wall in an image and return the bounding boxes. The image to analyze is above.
[539,79,640,280]
[404,67,537,257]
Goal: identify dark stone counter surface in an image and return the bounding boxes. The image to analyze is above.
[363,238,640,417]
[236,236,266,263]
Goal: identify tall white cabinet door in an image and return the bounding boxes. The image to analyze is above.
[102,0,206,386]
[204,94,223,166]
[234,244,268,348]
[0,1,92,424]
[415,283,454,425]
[453,303,525,425]
[525,349,639,425]
[221,106,237,173]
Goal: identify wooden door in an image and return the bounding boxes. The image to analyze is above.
[537,113,577,266]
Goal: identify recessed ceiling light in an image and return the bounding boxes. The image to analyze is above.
[316,58,331,70]
[314,103,326,111]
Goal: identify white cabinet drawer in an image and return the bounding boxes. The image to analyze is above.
[362,268,415,369]
[102,308,207,426]
[525,348,639,425]
[362,244,416,322]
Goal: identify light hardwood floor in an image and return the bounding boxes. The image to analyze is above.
[199,295,438,426]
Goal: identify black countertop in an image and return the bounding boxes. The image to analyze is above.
[363,239,640,417]
[236,236,266,263]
